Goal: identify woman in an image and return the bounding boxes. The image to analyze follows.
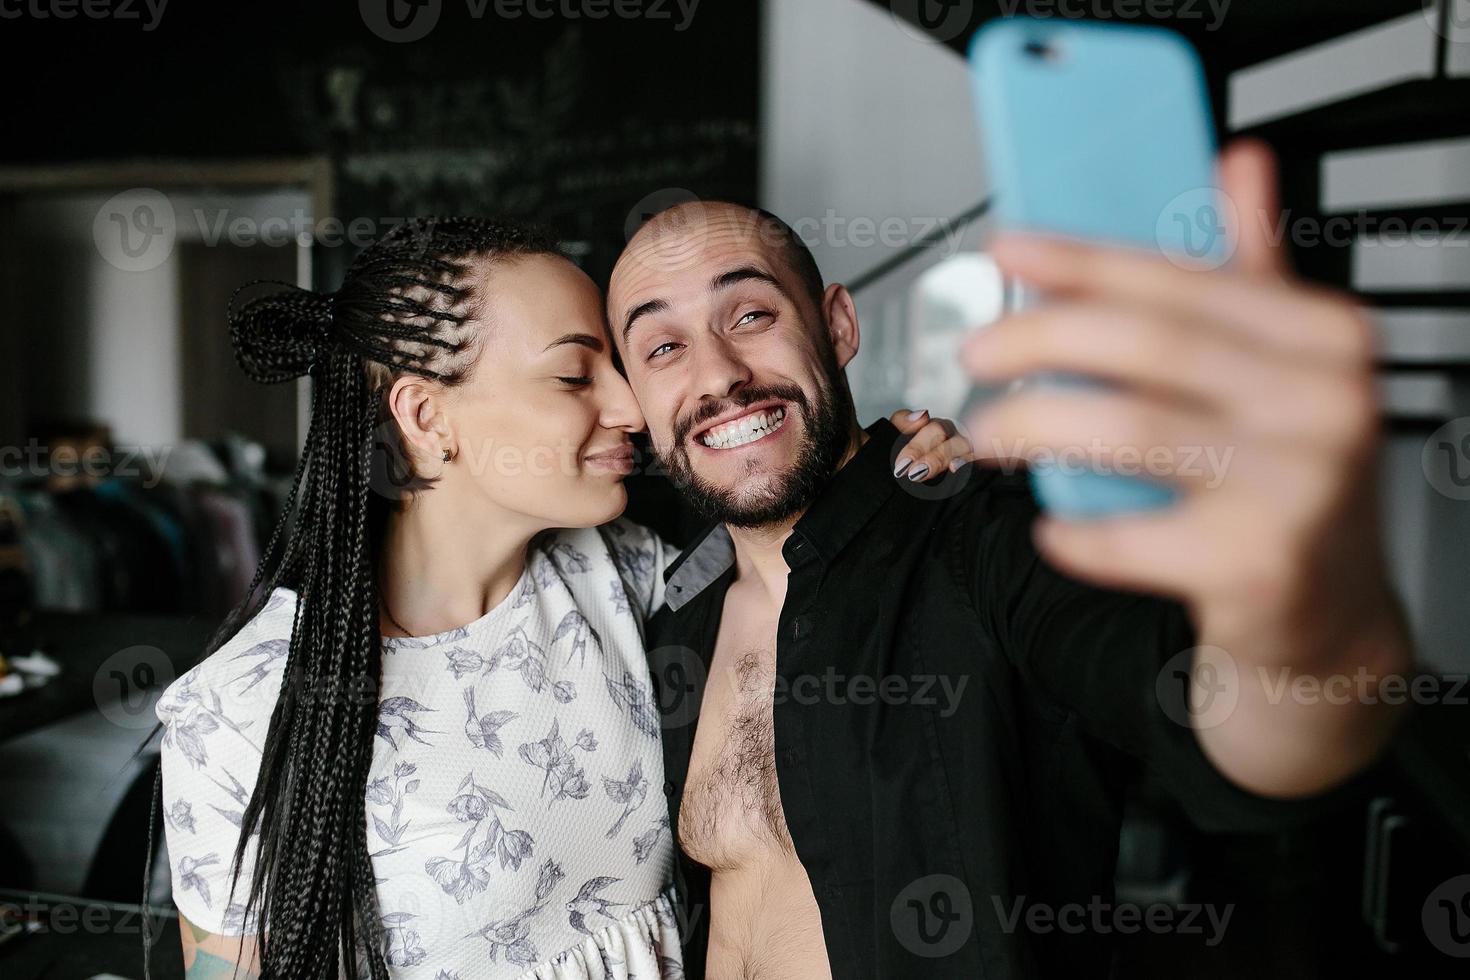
[155,216,965,980]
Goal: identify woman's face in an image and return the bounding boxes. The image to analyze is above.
[421,254,645,530]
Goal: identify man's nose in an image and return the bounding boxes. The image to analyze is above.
[692,335,751,401]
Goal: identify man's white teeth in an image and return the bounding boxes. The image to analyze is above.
[700,407,787,449]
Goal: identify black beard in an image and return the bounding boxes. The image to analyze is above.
[657,370,853,529]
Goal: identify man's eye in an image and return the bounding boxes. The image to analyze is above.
[648,342,681,360]
[737,310,771,326]
[557,376,593,387]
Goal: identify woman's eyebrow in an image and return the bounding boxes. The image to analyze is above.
[544,332,604,352]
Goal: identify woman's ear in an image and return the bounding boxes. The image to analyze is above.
[387,375,452,466]
[822,282,861,369]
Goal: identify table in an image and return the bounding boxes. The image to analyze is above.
[0,889,183,980]
[0,612,216,743]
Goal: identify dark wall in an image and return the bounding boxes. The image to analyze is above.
[0,2,761,285]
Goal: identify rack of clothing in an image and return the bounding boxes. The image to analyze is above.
[1,432,290,618]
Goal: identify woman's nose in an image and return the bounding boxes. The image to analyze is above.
[602,370,646,433]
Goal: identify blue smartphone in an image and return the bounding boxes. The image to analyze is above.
[968,18,1227,518]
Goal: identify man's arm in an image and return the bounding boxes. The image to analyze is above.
[962,139,1411,799]
[179,912,261,979]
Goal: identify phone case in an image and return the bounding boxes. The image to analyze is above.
[968,18,1225,518]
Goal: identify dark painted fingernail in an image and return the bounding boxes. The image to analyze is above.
[894,456,913,477]
[907,464,930,481]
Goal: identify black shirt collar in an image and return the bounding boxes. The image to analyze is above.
[663,418,904,610]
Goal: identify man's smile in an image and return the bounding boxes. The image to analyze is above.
[692,401,790,451]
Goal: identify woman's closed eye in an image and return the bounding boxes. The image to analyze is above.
[557,375,594,388]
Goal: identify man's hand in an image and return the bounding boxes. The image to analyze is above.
[961,138,1411,798]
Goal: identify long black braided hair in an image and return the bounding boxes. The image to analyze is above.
[211,216,562,979]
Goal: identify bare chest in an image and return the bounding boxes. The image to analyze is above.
[677,593,795,870]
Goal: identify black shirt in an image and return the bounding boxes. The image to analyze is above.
[647,418,1344,979]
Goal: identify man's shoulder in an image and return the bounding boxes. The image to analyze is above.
[891,465,1040,550]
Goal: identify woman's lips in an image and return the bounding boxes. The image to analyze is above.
[584,445,635,475]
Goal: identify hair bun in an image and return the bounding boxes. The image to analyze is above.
[228,281,337,384]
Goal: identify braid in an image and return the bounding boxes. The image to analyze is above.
[213,216,562,979]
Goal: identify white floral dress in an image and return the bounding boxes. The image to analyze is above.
[157,519,684,979]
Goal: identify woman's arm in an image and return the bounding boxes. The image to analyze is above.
[179,913,261,979]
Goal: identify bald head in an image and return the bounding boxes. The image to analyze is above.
[613,201,825,336]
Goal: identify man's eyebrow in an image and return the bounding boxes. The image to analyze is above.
[544,332,604,352]
[620,266,784,345]
[712,266,782,293]
[621,298,669,345]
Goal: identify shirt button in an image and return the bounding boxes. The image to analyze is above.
[663,780,676,796]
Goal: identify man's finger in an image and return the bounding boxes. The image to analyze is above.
[968,388,1233,492]
[963,301,1268,411]
[1032,502,1229,598]
[989,233,1367,364]
[1218,138,1291,281]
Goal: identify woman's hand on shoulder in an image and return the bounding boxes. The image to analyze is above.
[888,409,973,481]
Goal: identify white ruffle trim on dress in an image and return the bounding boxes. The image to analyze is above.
[523,885,684,980]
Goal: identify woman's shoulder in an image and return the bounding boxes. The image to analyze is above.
[156,588,298,750]
[536,520,674,622]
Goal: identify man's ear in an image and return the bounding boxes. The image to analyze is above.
[387,375,452,465]
[822,282,860,369]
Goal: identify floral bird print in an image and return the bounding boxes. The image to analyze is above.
[464,903,543,966]
[177,853,221,908]
[566,876,625,936]
[602,759,648,839]
[551,610,600,668]
[376,696,439,751]
[463,687,517,757]
[228,637,290,693]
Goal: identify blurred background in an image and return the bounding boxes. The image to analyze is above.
[0,0,1467,976]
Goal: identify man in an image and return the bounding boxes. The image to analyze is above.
[607,140,1411,978]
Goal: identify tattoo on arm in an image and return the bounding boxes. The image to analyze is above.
[187,949,260,980]
[179,912,261,980]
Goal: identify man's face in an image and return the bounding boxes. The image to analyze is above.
[608,204,857,527]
